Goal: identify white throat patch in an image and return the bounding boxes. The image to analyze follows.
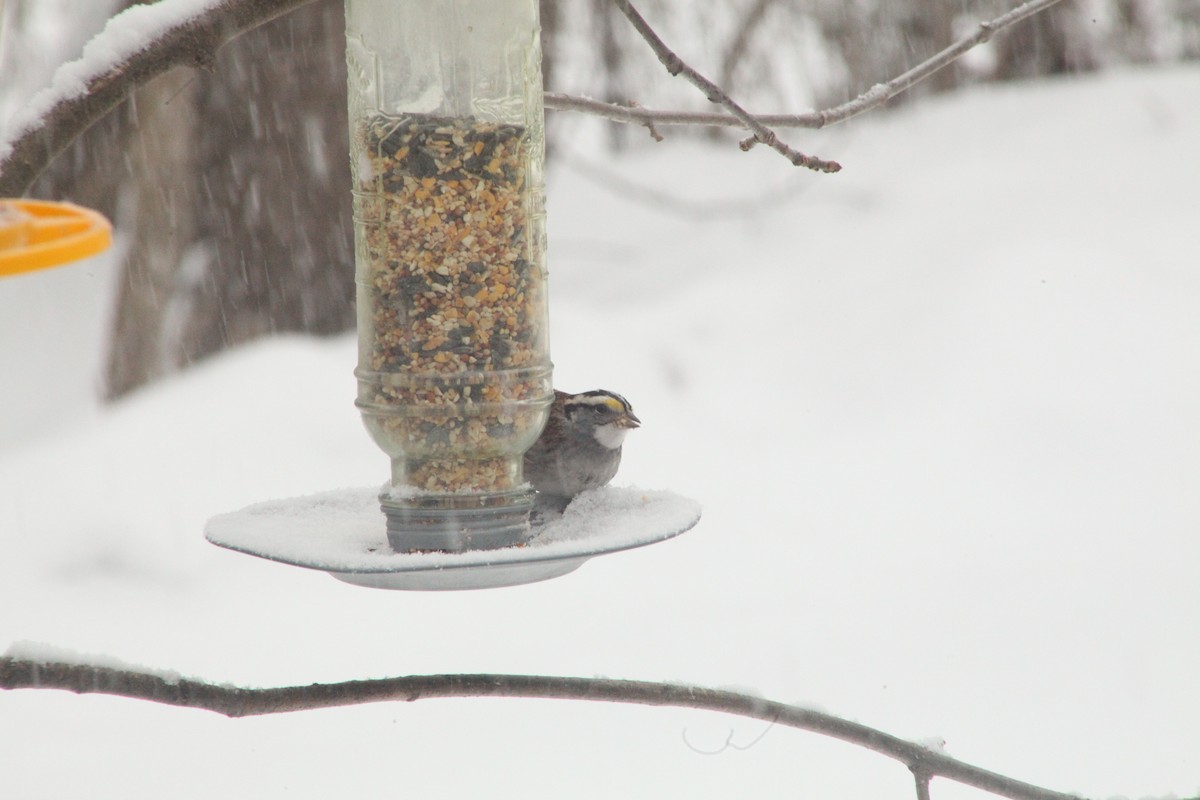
[593,424,629,450]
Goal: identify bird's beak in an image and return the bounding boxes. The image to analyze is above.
[618,411,641,429]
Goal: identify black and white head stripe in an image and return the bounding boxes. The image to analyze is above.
[570,390,634,415]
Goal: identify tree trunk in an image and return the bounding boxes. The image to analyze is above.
[35,0,353,399]
[174,0,354,377]
[174,0,352,369]
[106,70,202,395]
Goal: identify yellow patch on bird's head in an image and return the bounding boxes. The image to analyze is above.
[573,390,633,415]
[600,395,626,413]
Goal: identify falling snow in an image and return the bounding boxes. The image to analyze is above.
[0,0,222,162]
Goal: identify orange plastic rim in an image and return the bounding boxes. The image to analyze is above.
[0,199,113,277]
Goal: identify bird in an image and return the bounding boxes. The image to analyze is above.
[523,389,640,508]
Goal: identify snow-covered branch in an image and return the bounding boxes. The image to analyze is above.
[0,0,319,197]
[1,0,1069,194]
[0,654,1083,800]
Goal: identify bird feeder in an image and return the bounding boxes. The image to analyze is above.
[205,0,699,589]
[0,200,115,442]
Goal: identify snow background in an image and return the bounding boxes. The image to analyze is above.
[2,47,1199,800]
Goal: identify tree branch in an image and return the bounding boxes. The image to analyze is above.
[545,0,1067,131]
[913,766,935,800]
[0,0,319,197]
[608,0,841,173]
[0,655,1083,800]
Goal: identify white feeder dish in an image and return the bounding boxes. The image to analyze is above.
[205,486,700,591]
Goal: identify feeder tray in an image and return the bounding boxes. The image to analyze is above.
[205,486,700,590]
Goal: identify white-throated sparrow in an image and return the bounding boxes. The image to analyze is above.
[524,389,640,506]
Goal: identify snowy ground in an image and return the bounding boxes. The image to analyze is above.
[2,65,1198,799]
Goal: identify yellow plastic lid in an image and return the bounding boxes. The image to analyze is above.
[0,199,113,278]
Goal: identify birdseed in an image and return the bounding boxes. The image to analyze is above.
[354,113,550,493]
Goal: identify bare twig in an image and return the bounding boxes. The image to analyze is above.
[824,0,1066,125]
[544,92,828,128]
[0,655,1084,800]
[681,716,777,755]
[546,0,1067,131]
[913,767,935,800]
[608,0,841,173]
[628,100,664,142]
[0,0,319,196]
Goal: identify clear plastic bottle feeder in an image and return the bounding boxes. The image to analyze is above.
[346,0,552,552]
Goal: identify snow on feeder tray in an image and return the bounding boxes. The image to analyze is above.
[205,487,701,591]
[203,0,700,590]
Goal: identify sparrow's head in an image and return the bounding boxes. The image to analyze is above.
[562,390,641,450]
